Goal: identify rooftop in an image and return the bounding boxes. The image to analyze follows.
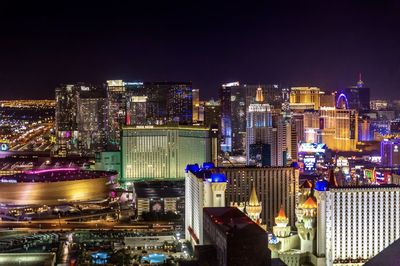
[133,181,184,198]
[186,163,227,183]
[204,207,266,236]
[330,184,400,190]
[0,168,116,183]
[122,124,210,131]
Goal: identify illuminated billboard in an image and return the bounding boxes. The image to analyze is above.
[304,155,316,172]
[298,143,327,153]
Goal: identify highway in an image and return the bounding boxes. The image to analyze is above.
[0,220,178,232]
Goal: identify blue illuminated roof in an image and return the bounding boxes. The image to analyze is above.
[202,162,215,169]
[187,162,226,183]
[269,234,279,244]
[206,173,227,183]
[186,164,200,173]
[290,162,300,169]
[315,179,329,191]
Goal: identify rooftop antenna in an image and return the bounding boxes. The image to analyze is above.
[357,72,364,88]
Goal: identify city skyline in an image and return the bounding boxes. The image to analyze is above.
[1,1,400,99]
[2,2,400,265]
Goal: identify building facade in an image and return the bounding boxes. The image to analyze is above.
[185,164,227,245]
[203,207,270,266]
[336,75,370,112]
[324,185,400,265]
[55,84,107,156]
[220,82,275,155]
[380,138,400,167]
[121,125,214,184]
[289,87,321,111]
[222,166,299,228]
[246,88,273,165]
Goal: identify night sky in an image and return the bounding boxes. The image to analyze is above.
[1,0,400,100]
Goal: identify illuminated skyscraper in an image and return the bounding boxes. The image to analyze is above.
[246,87,273,165]
[126,95,148,125]
[303,110,320,143]
[203,99,220,127]
[264,84,285,108]
[192,88,200,123]
[299,106,358,152]
[336,74,370,112]
[106,80,127,148]
[334,109,358,151]
[107,80,194,147]
[381,138,400,167]
[220,82,245,154]
[55,83,106,156]
[320,91,336,108]
[289,87,321,111]
[55,84,80,156]
[220,82,275,155]
[165,82,193,124]
[77,87,108,154]
[358,116,372,141]
[121,125,215,185]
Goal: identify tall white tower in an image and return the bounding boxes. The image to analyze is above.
[246,87,272,165]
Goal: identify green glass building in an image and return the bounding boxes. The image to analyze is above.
[121,125,214,185]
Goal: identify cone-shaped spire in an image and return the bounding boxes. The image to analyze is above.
[275,205,289,228]
[302,196,317,209]
[277,205,287,219]
[249,185,260,206]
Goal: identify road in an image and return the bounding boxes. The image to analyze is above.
[0,220,178,231]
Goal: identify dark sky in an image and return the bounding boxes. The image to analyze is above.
[1,0,400,100]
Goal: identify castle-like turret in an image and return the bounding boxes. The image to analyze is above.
[273,206,290,237]
[296,194,317,253]
[246,185,262,224]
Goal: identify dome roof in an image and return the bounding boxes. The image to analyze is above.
[315,179,329,191]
